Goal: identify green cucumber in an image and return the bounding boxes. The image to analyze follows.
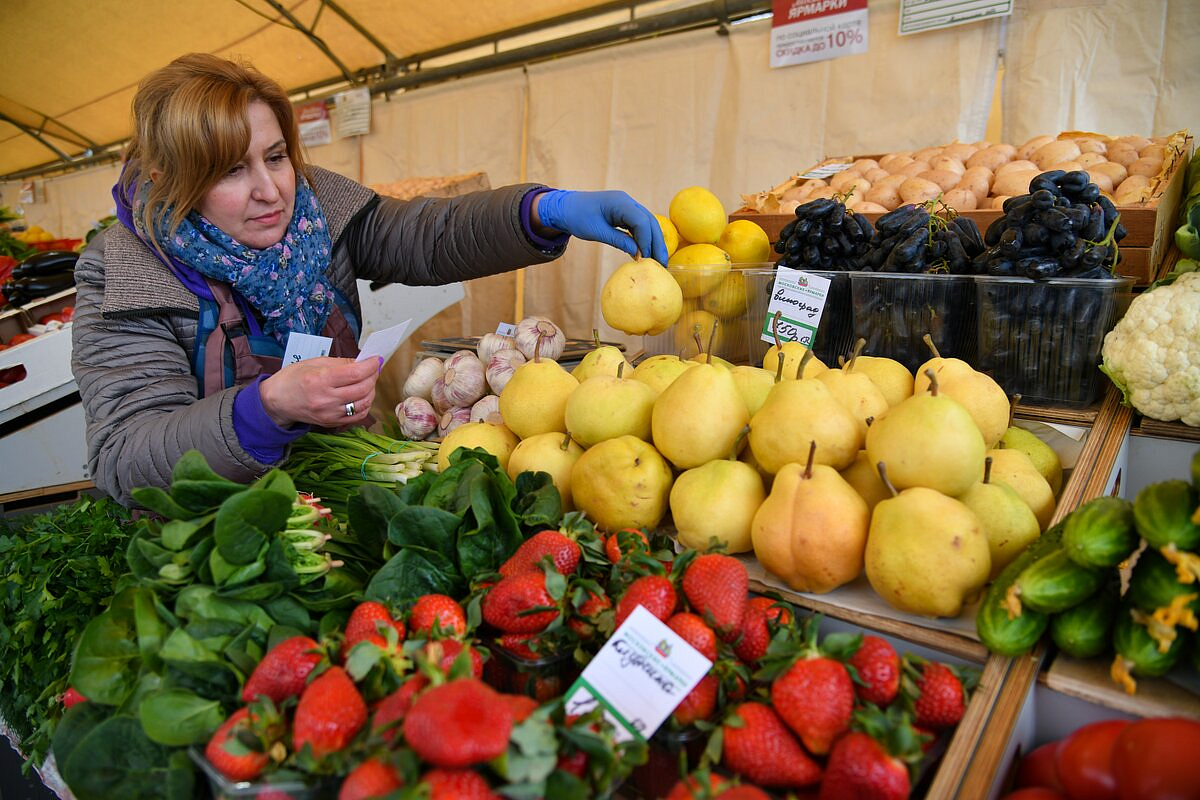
[1062,496,1137,568]
[976,522,1063,656]
[1130,548,1200,615]
[1050,582,1118,659]
[1011,548,1106,614]
[1133,480,1200,551]
[1111,602,1185,693]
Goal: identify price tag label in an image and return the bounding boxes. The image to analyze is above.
[562,606,712,743]
[495,322,517,336]
[760,268,832,348]
[770,0,869,69]
[282,332,333,365]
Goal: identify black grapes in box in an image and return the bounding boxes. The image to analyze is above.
[848,273,978,373]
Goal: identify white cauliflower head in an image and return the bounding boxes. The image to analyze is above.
[1101,271,1200,425]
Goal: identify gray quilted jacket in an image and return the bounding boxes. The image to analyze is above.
[72,167,561,506]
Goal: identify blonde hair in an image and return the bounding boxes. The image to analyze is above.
[122,53,309,239]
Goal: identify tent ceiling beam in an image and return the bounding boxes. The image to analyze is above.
[260,0,357,84]
[322,0,399,68]
[0,112,77,165]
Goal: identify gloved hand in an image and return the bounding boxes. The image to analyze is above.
[536,190,669,266]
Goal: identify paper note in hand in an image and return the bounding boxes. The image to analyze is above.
[282,332,333,365]
[356,319,413,365]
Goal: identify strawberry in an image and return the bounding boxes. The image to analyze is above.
[848,635,900,707]
[403,678,515,768]
[667,613,719,661]
[567,588,613,639]
[62,687,87,708]
[409,594,467,639]
[817,705,924,800]
[422,638,484,678]
[422,768,499,800]
[681,553,748,637]
[292,666,367,758]
[496,632,543,660]
[718,787,773,800]
[338,757,403,800]
[556,749,589,778]
[482,571,562,634]
[614,574,677,627]
[721,702,823,788]
[342,601,404,660]
[500,530,581,577]
[771,655,855,756]
[665,772,725,800]
[242,636,323,704]
[907,660,966,729]
[672,673,719,726]
[498,693,539,723]
[604,528,650,563]
[371,674,428,743]
[733,597,791,664]
[204,706,279,782]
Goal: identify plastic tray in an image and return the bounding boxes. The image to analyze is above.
[188,747,332,799]
[483,639,581,702]
[627,725,706,799]
[848,272,978,371]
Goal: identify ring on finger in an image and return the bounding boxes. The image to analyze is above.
[345,401,356,417]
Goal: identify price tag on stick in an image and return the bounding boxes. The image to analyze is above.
[760,267,832,348]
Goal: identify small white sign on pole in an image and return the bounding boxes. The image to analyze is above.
[770,0,869,69]
[898,0,1012,36]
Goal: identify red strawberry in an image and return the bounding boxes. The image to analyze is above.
[672,673,719,726]
[343,601,404,660]
[848,635,900,707]
[717,787,773,800]
[681,553,748,637]
[482,571,561,634]
[667,613,719,661]
[500,530,581,577]
[771,656,855,756]
[665,772,724,800]
[604,528,650,563]
[498,693,539,723]
[817,706,924,800]
[556,749,589,778]
[204,707,277,782]
[292,666,367,758]
[567,588,613,639]
[403,679,515,768]
[721,702,823,788]
[371,675,428,743]
[497,632,543,660]
[62,687,87,708]
[422,768,499,800]
[338,757,403,800]
[422,638,484,678]
[242,636,323,704]
[732,597,791,664]
[909,661,966,729]
[614,574,677,627]
[409,594,467,639]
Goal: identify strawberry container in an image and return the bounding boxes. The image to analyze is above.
[188,747,333,799]
[483,640,580,702]
[627,725,706,799]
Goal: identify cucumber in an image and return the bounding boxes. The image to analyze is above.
[1130,548,1200,616]
[1050,582,1118,659]
[976,522,1063,656]
[1062,496,1137,568]
[1012,548,1106,614]
[1110,602,1185,693]
[1133,480,1200,551]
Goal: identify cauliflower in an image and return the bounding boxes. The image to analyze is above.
[1101,270,1200,425]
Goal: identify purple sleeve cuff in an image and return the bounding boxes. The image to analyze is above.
[520,188,570,253]
[233,375,310,464]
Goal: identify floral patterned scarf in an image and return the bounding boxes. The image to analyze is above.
[134,176,335,346]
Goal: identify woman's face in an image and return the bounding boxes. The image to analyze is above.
[198,100,296,249]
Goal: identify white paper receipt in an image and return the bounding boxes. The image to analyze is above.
[356,319,413,365]
[562,605,712,742]
[282,332,333,365]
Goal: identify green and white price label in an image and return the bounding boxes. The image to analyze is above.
[563,606,713,742]
[760,267,832,348]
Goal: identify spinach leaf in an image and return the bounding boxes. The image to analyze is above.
[513,471,563,532]
[128,486,193,520]
[59,715,195,800]
[386,505,462,561]
[456,461,523,577]
[365,548,464,606]
[213,488,292,565]
[69,588,143,706]
[138,688,224,746]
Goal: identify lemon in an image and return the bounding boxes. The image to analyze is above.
[655,214,681,258]
[601,258,684,336]
[700,270,749,320]
[718,220,772,265]
[669,186,726,245]
[674,309,725,357]
[668,243,730,299]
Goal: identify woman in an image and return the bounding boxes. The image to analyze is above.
[72,53,667,506]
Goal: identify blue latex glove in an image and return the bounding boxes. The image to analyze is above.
[536,190,669,266]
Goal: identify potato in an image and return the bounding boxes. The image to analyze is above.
[1075,138,1107,155]
[1046,161,1084,173]
[1017,135,1055,161]
[851,158,879,173]
[1139,143,1166,161]
[852,201,889,213]
[897,160,932,178]
[899,177,943,204]
[840,177,872,200]
[1084,170,1114,194]
[1077,152,1107,167]
[778,200,802,215]
[864,183,902,210]
[996,159,1039,177]
[956,171,991,204]
[1114,174,1151,204]
[865,167,891,183]
[876,173,910,191]
[780,185,811,203]
[1128,156,1163,178]
[942,188,978,211]
[1113,135,1151,151]
[990,195,1012,209]
[1031,140,1082,169]
[829,169,863,192]
[913,146,944,163]
[929,155,966,176]
[992,170,1040,197]
[1091,161,1128,186]
[1107,144,1141,168]
[919,169,963,192]
[967,146,1012,172]
[879,153,914,172]
[942,143,979,162]
[806,186,838,201]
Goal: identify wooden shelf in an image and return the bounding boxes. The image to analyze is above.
[1042,654,1200,720]
[1134,416,1200,443]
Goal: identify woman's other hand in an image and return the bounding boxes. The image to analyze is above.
[534,190,669,266]
[259,356,381,428]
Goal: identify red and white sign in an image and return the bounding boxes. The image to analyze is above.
[770,0,869,69]
[296,100,332,147]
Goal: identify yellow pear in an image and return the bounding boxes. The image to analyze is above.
[839,450,892,514]
[751,442,870,593]
[847,355,914,408]
[700,270,749,319]
[668,186,726,245]
[669,243,731,298]
[437,421,519,472]
[631,355,696,396]
[986,447,1056,530]
[914,365,1010,449]
[673,309,725,357]
[817,341,890,439]
[571,435,673,531]
[655,213,681,258]
[506,431,584,510]
[959,456,1042,578]
[717,219,772,265]
[865,477,992,617]
[749,378,861,474]
[651,362,749,469]
[601,258,684,336]
[914,333,976,386]
[671,457,766,553]
[864,370,986,497]
[762,340,828,380]
[564,367,656,447]
[571,331,631,382]
[1000,424,1063,496]
[498,352,579,439]
[730,365,775,416]
[688,352,737,370]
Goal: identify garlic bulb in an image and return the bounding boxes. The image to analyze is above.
[514,316,566,361]
[486,348,527,394]
[402,357,444,401]
[438,406,472,438]
[436,352,487,408]
[477,333,515,363]
[444,349,479,371]
[397,396,438,440]
[470,394,502,424]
